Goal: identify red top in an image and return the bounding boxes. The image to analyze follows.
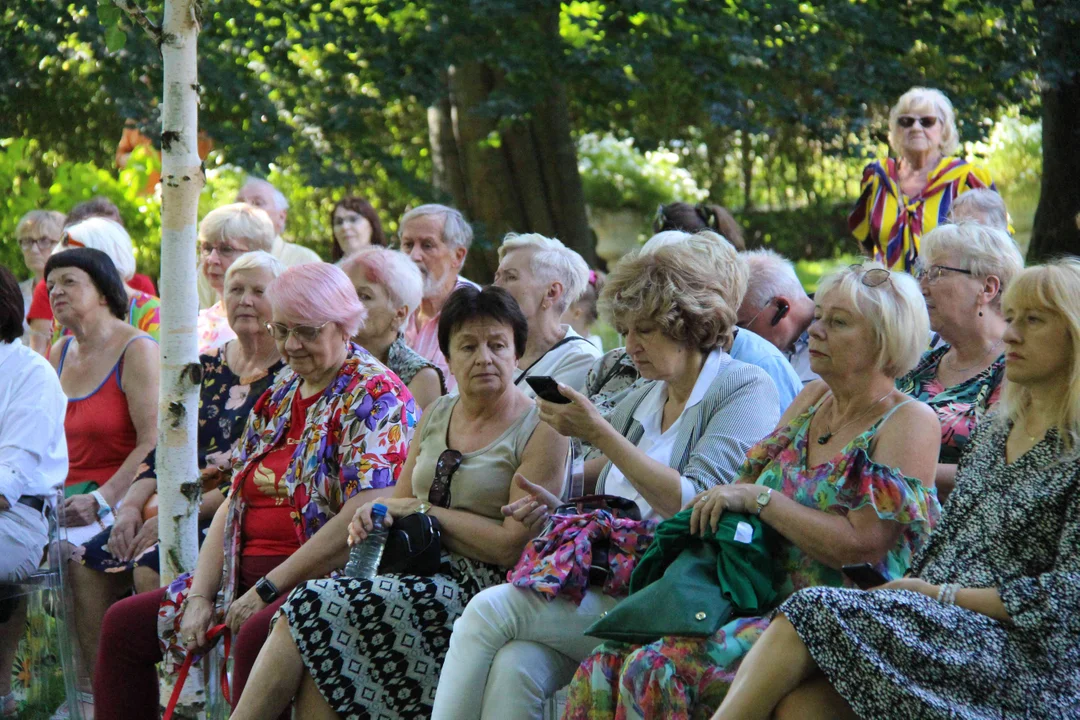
[238,387,324,557]
[58,336,154,487]
[27,274,157,321]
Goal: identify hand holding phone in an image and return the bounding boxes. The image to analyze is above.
[841,563,888,590]
[525,375,571,404]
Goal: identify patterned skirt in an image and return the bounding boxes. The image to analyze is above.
[781,586,1074,720]
[282,552,503,719]
[561,615,771,720]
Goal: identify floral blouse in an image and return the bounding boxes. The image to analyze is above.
[135,345,284,488]
[218,341,418,602]
[742,397,941,590]
[157,342,418,704]
[896,345,1005,464]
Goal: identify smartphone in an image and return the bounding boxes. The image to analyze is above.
[841,563,888,590]
[525,375,571,404]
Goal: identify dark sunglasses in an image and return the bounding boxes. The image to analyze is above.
[848,264,892,288]
[897,115,938,129]
[428,449,464,508]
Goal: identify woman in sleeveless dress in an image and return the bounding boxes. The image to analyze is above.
[44,248,158,533]
[714,260,1080,720]
[897,221,1024,501]
[561,263,943,720]
[230,286,570,719]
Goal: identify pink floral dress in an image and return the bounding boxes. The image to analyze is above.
[561,397,941,720]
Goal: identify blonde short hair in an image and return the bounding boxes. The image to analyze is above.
[919,221,1024,308]
[497,233,590,313]
[224,250,284,288]
[16,210,66,242]
[199,203,275,253]
[815,262,929,378]
[602,232,745,352]
[998,259,1080,453]
[888,87,959,157]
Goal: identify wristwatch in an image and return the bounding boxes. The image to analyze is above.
[254,576,280,604]
[754,488,772,516]
[416,501,431,515]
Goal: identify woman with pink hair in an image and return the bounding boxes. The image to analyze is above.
[342,247,445,409]
[93,262,419,719]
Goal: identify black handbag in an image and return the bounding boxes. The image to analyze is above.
[553,494,642,586]
[379,512,443,576]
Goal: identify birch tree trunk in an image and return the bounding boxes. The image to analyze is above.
[113,0,204,583]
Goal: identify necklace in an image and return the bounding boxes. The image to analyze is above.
[945,340,1003,373]
[817,390,894,445]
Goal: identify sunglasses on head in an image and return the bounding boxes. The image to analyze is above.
[848,264,892,288]
[897,115,938,129]
[427,449,463,508]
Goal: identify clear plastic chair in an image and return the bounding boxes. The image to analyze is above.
[0,487,82,719]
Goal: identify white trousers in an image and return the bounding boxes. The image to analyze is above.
[432,583,618,720]
[0,501,49,582]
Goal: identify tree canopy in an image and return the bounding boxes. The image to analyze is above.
[3,0,1076,271]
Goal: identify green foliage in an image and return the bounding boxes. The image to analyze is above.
[0,137,160,279]
[577,133,705,214]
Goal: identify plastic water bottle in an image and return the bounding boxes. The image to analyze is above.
[344,503,389,579]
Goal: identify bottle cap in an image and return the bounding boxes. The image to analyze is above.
[371,503,388,517]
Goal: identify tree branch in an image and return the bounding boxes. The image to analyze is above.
[112,0,162,44]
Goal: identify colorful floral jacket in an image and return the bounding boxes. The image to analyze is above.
[156,342,417,711]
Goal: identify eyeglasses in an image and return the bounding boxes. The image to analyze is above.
[199,243,244,259]
[848,264,892,288]
[738,296,789,329]
[264,321,330,343]
[897,115,939,129]
[427,449,463,508]
[913,262,973,285]
[18,237,56,251]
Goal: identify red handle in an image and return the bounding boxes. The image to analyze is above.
[162,623,231,720]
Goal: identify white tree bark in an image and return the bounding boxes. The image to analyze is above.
[114,0,204,584]
[154,0,203,584]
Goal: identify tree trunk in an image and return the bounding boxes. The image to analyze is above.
[1028,6,1080,261]
[114,0,204,585]
[741,131,754,211]
[427,9,593,282]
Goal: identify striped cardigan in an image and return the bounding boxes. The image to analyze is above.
[596,352,781,497]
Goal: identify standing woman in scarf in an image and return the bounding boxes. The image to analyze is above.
[849,87,998,273]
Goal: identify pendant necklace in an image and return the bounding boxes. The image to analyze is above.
[817,390,894,445]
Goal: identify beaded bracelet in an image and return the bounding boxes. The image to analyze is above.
[937,583,959,605]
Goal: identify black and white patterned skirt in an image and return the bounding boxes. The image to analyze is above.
[281,553,503,720]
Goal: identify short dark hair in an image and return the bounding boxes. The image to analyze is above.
[67,196,123,228]
[0,266,25,343]
[655,202,745,251]
[330,195,387,261]
[438,285,528,360]
[45,248,129,320]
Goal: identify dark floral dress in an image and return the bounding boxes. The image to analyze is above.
[782,418,1080,719]
[896,345,1005,463]
[387,335,446,395]
[75,345,284,573]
